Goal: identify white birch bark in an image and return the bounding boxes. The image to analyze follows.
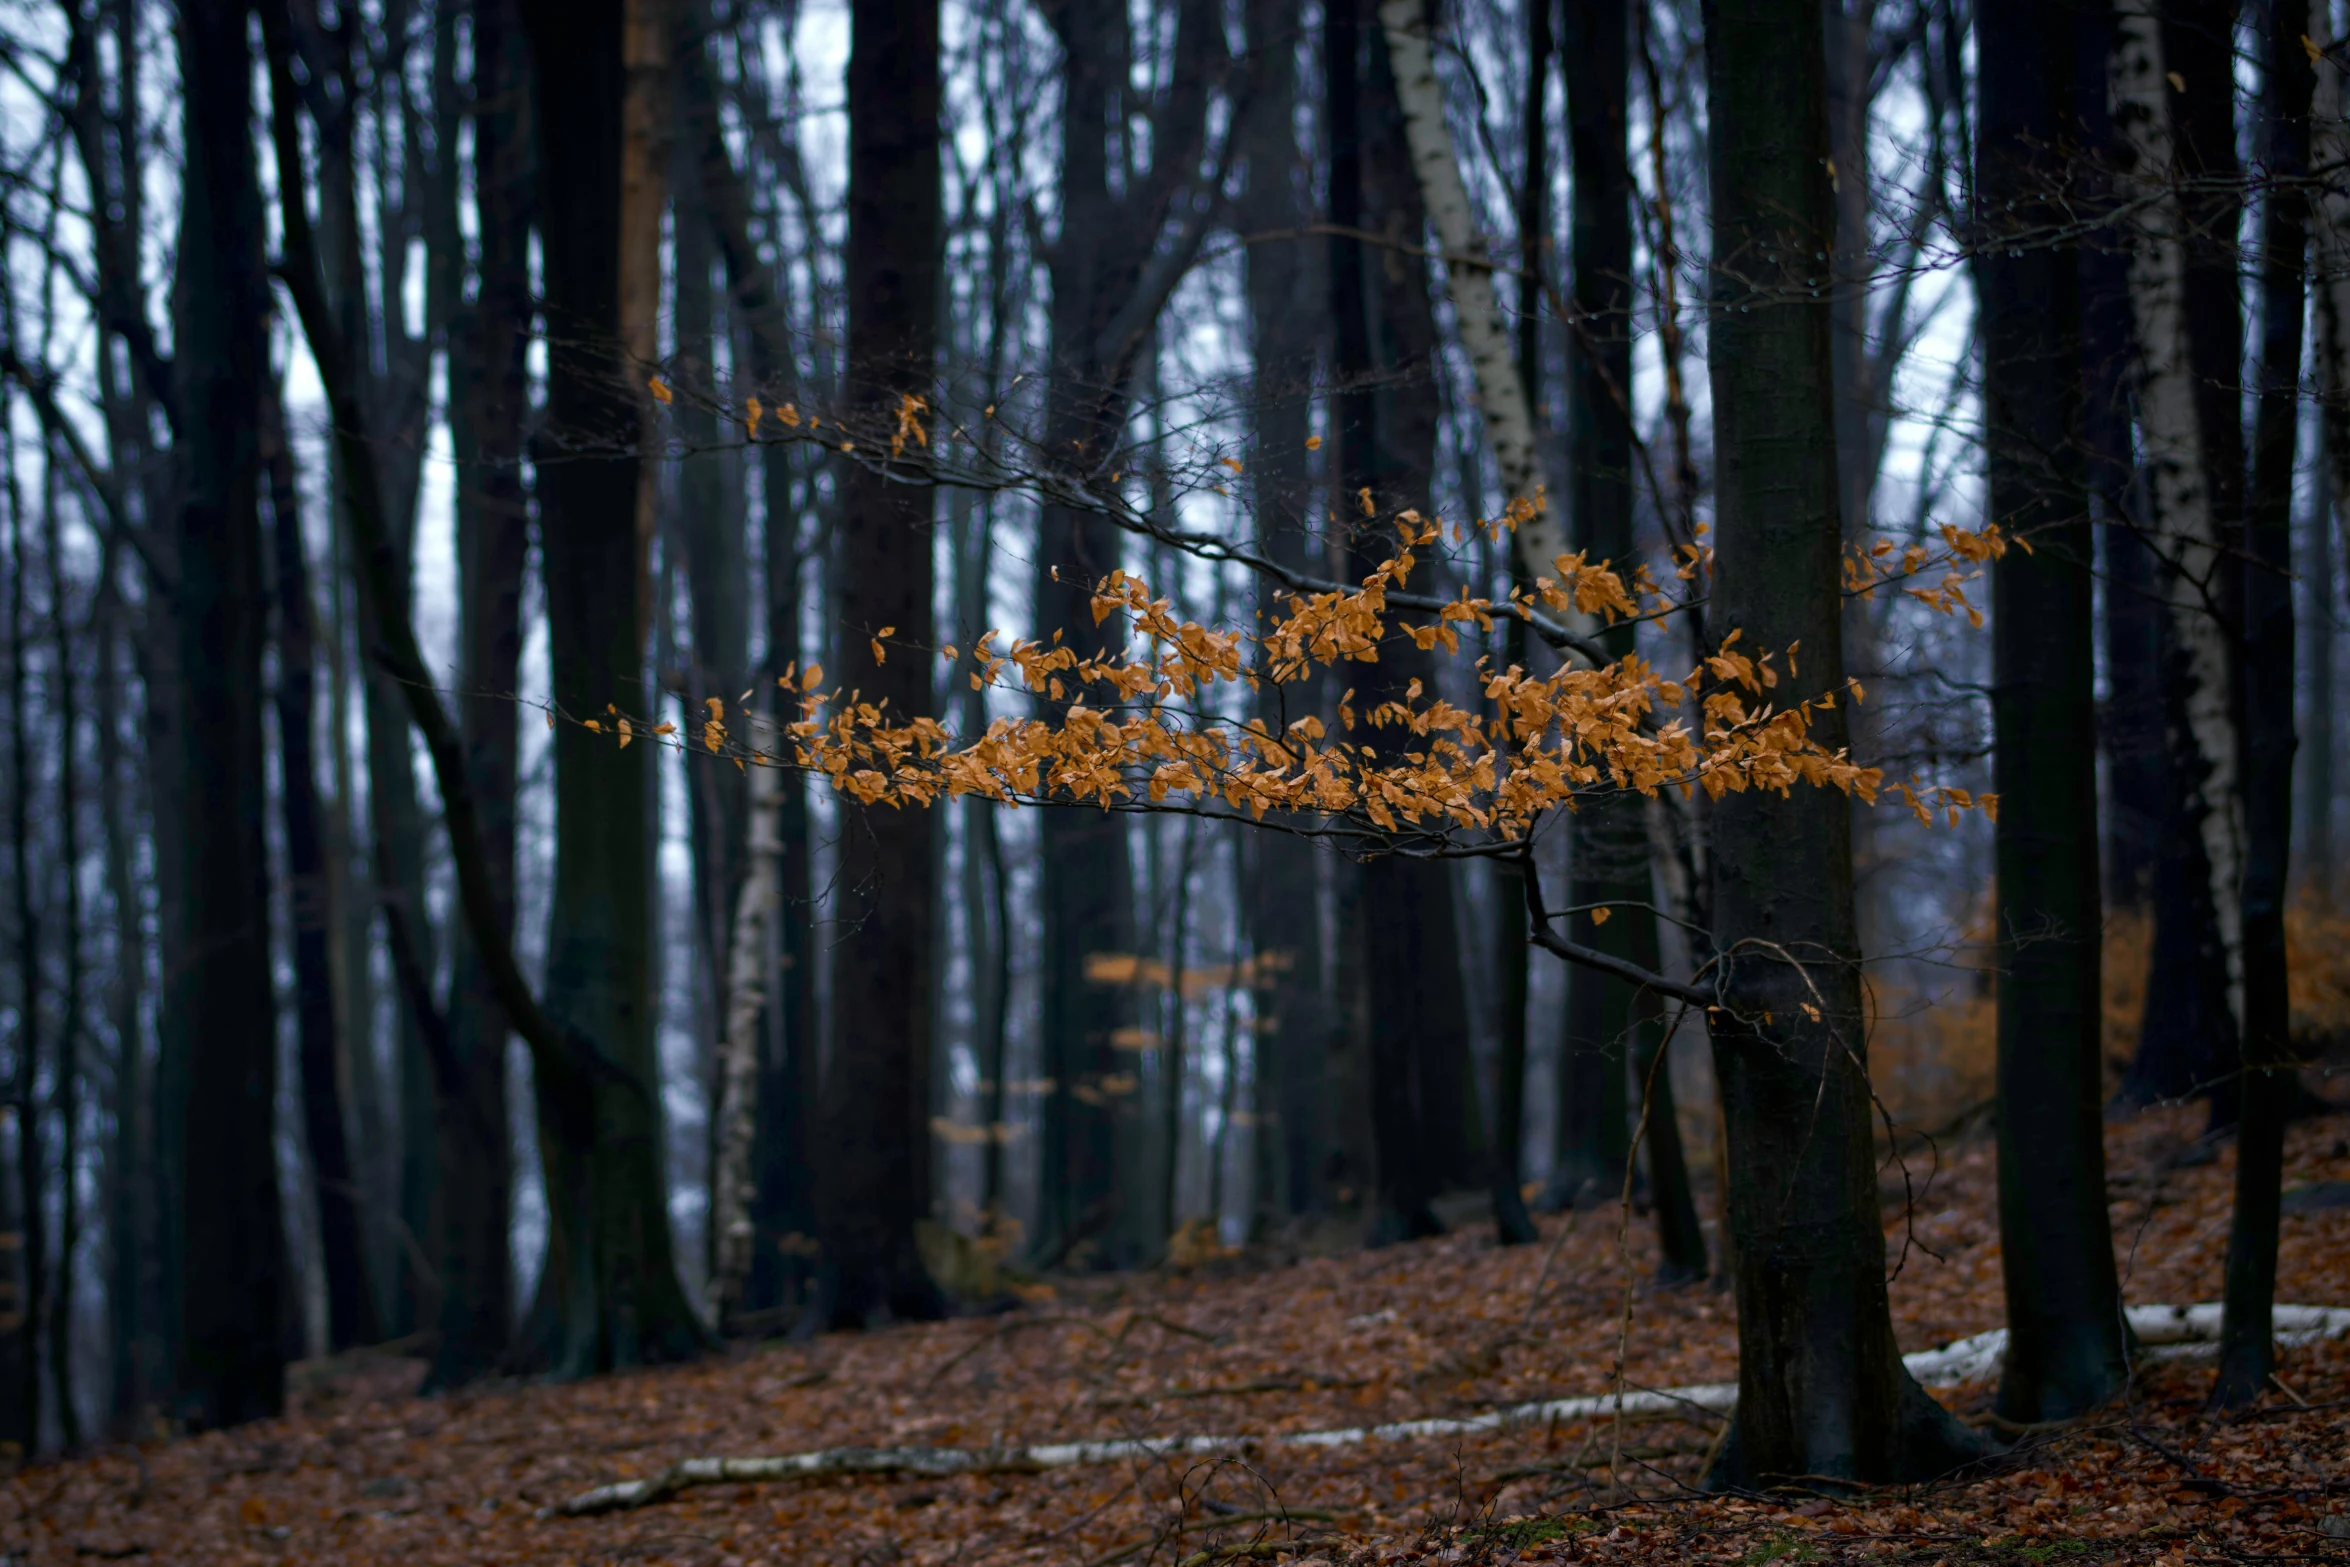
[1376,0,1569,585]
[708,712,784,1325]
[2110,1,2246,1032]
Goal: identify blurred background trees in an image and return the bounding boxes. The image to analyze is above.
[0,0,2340,1467]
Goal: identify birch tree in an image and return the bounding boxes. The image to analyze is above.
[1375,0,1570,597]
[710,713,785,1328]
[2109,0,2246,1051]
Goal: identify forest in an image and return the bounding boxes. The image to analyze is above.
[0,0,2347,1560]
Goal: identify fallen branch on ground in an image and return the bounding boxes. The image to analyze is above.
[548,1303,2350,1516]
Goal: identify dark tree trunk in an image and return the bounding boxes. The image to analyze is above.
[1029,0,1223,1269]
[1485,0,1551,1251]
[514,0,707,1374]
[264,384,380,1354]
[168,0,286,1427]
[2103,531,2169,915]
[1329,0,1484,1243]
[40,451,85,1449]
[1032,5,1146,1272]
[4,392,40,1453]
[2087,78,2164,923]
[1239,0,1335,1229]
[2307,469,2336,884]
[428,0,532,1389]
[1699,0,1993,1484]
[98,576,157,1433]
[1977,0,2128,1423]
[1553,0,1708,1277]
[804,0,948,1330]
[2214,0,2308,1408]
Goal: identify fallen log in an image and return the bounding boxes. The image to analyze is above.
[549,1303,2350,1516]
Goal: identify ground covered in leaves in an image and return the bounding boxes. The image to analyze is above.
[6,1103,2350,1566]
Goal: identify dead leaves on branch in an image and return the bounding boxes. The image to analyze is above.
[574,517,2006,842]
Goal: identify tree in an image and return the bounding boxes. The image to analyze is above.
[170,0,287,1427]
[1331,0,1487,1243]
[1239,0,1339,1230]
[1699,0,1993,1483]
[262,379,379,1355]
[2214,0,2308,1408]
[2123,0,2249,1126]
[1030,0,1228,1270]
[1490,0,1554,1250]
[1549,0,1704,1284]
[1976,0,2127,1424]
[3,378,39,1452]
[431,0,534,1388]
[804,0,950,1331]
[667,11,822,1322]
[504,0,707,1373]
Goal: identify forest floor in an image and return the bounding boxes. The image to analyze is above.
[6,1102,2350,1567]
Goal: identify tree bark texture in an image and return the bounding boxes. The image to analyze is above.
[1699,0,1992,1483]
[169,0,286,1427]
[1976,0,2127,1423]
[2111,0,2247,1090]
[1375,0,1567,578]
[711,715,783,1325]
[2214,0,2308,1408]
[514,0,706,1374]
[806,0,950,1330]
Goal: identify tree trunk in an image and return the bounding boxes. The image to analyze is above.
[2213,0,2308,1408]
[2308,462,2337,887]
[672,156,752,1289]
[1374,0,1564,574]
[168,0,286,1426]
[98,576,156,1433]
[710,714,783,1326]
[1976,0,2128,1423]
[1483,0,1552,1252]
[42,453,86,1449]
[671,25,819,1316]
[1030,0,1224,1270]
[1699,0,1992,1484]
[2111,2,2247,1124]
[2157,0,2252,1129]
[264,383,380,1354]
[1332,0,1487,1239]
[5,386,42,1453]
[804,0,949,1330]
[1238,0,1334,1230]
[2314,42,2350,857]
[513,0,707,1374]
[429,0,532,1389]
[1548,0,1633,1222]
